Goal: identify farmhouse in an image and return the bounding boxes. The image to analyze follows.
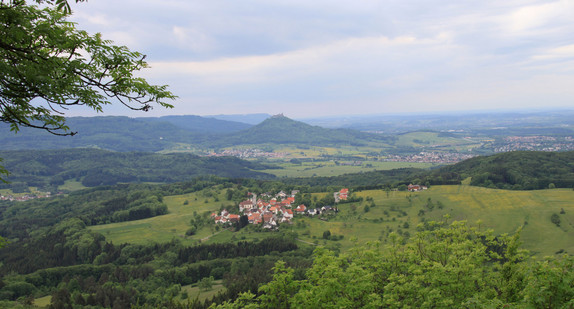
[408,184,428,192]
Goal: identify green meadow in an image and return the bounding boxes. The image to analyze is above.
[180,280,226,303]
[395,131,481,151]
[262,161,435,178]
[91,185,574,257]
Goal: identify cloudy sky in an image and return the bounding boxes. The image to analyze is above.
[68,0,574,118]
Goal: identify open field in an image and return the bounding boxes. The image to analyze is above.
[91,185,574,257]
[395,131,481,151]
[262,161,435,178]
[180,280,226,303]
[33,295,51,308]
[59,180,86,191]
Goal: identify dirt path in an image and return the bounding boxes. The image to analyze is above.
[296,238,317,246]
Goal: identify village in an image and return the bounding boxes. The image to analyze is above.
[212,188,349,229]
[0,191,59,202]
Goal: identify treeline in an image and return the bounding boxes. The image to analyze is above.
[282,168,423,189]
[0,148,276,191]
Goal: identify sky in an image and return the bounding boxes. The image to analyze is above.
[68,0,574,118]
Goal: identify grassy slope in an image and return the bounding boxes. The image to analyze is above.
[90,185,574,257]
[90,190,274,246]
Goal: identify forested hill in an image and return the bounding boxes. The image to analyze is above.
[0,117,205,152]
[0,149,276,191]
[423,151,574,190]
[0,115,252,152]
[210,114,395,147]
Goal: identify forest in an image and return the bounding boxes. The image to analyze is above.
[0,149,277,192]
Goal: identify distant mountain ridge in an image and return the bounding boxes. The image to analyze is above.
[0,114,396,151]
[0,115,252,151]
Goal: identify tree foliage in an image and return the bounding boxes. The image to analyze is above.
[0,0,175,135]
[215,220,574,308]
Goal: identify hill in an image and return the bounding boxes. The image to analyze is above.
[0,115,255,152]
[0,148,276,191]
[211,114,395,147]
[422,151,574,190]
[0,116,204,152]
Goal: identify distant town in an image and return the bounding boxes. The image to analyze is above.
[208,148,286,159]
[0,192,62,202]
[494,136,574,153]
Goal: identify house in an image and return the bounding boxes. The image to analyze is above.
[339,188,349,200]
[228,214,240,223]
[307,208,320,216]
[322,205,333,212]
[282,209,294,220]
[239,200,254,212]
[408,184,427,192]
[295,204,307,214]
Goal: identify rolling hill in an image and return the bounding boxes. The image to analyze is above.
[423,151,574,190]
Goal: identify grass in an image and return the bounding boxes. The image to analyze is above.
[90,190,234,246]
[262,161,435,178]
[59,179,86,191]
[180,280,226,303]
[292,186,574,257]
[34,295,51,308]
[90,184,574,257]
[395,131,480,150]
